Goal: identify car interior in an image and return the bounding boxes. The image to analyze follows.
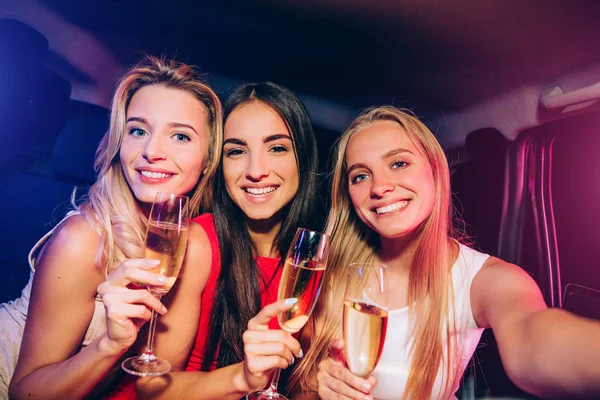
[2,1,600,398]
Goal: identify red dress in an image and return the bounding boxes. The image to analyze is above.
[186,213,282,371]
[105,213,282,398]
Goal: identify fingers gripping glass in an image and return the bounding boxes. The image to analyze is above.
[343,263,389,378]
[121,193,190,377]
[247,228,329,400]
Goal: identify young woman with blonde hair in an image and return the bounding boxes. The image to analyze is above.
[291,106,600,399]
[4,55,222,400]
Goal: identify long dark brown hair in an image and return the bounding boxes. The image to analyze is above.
[202,82,320,370]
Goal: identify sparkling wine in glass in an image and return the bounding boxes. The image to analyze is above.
[121,193,189,377]
[343,263,388,378]
[247,228,329,400]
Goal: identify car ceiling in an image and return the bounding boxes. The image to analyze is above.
[3,0,600,145]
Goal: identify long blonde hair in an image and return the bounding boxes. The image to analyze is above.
[77,55,223,274]
[290,106,461,399]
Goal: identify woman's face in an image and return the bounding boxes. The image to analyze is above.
[222,101,300,223]
[345,120,436,239]
[120,85,210,204]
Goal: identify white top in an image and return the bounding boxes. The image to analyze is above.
[370,244,489,400]
[0,212,108,399]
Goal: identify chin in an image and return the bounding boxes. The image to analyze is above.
[131,187,162,204]
[372,224,414,239]
[247,213,276,221]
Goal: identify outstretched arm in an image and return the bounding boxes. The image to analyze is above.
[472,257,600,398]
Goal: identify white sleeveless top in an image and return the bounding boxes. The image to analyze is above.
[0,212,108,398]
[370,244,489,400]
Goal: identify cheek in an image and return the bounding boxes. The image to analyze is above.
[119,145,133,173]
[119,136,141,168]
[418,173,437,214]
[288,166,300,192]
[178,152,205,186]
[280,157,300,184]
[347,187,367,220]
[222,160,239,188]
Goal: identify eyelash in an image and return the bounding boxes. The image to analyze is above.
[392,160,408,169]
[128,128,191,143]
[349,161,409,184]
[129,127,147,137]
[172,133,191,143]
[350,173,368,184]
[270,145,288,153]
[225,148,244,157]
[224,144,289,157]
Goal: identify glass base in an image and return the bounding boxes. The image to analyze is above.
[246,390,288,400]
[121,354,171,377]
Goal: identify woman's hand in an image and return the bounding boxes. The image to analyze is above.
[317,339,377,400]
[97,258,168,353]
[240,299,303,392]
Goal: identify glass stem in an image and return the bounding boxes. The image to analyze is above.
[263,368,281,397]
[142,294,163,361]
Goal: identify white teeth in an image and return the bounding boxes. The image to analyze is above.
[245,186,277,195]
[376,200,409,215]
[140,170,172,179]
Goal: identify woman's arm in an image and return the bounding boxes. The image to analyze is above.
[138,300,301,400]
[9,216,126,399]
[471,257,600,398]
[136,223,302,400]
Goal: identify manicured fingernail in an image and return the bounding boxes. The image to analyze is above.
[362,383,371,392]
[284,298,298,305]
[291,356,295,365]
[150,259,160,265]
[298,348,304,358]
[156,276,168,283]
[162,305,168,313]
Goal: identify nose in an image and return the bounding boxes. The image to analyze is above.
[370,171,395,198]
[142,134,166,162]
[245,152,269,181]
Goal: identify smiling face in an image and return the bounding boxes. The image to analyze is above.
[119,84,210,205]
[345,120,436,239]
[222,101,300,223]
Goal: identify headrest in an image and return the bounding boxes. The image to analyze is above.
[0,19,70,157]
[0,18,49,66]
[53,111,109,183]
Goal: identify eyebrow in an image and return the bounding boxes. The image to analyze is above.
[223,133,292,146]
[383,147,413,158]
[126,117,199,136]
[346,147,413,174]
[264,134,292,143]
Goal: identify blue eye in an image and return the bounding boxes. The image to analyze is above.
[129,127,147,137]
[173,133,191,143]
[350,173,368,184]
[392,161,408,169]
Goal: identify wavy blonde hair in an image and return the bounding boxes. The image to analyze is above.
[290,106,462,399]
[76,55,223,274]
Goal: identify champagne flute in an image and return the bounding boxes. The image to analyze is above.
[121,192,190,377]
[343,263,388,378]
[247,228,329,400]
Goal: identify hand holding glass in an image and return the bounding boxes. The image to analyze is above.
[121,193,190,376]
[247,228,328,400]
[343,263,388,377]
